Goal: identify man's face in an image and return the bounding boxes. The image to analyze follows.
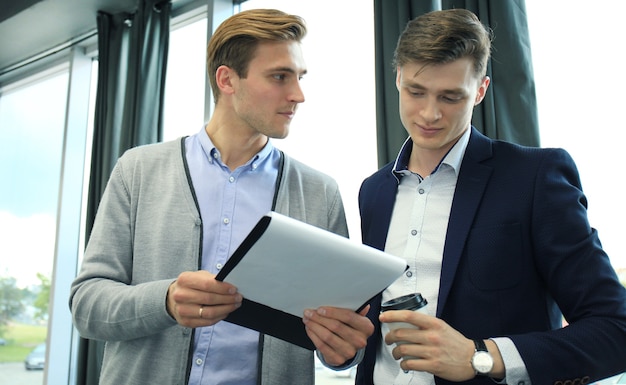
[396,58,489,157]
[230,40,307,139]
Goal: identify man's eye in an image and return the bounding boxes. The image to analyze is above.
[273,74,286,81]
[442,96,463,103]
[407,89,424,97]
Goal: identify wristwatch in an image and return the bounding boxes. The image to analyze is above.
[470,339,494,376]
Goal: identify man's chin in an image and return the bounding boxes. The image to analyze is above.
[270,128,290,140]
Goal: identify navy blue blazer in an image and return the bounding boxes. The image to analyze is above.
[355,128,626,385]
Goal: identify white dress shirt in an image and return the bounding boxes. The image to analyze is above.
[373,128,530,385]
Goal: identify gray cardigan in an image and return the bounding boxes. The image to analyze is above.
[70,138,349,385]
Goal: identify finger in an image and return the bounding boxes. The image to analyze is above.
[380,309,434,334]
[167,273,242,327]
[310,307,374,339]
[384,324,422,346]
[303,309,347,342]
[379,309,418,323]
[197,290,243,307]
[302,309,355,348]
[170,272,241,307]
[196,302,241,323]
[176,271,239,295]
[305,323,352,366]
[399,355,430,372]
[177,301,242,328]
[358,304,371,317]
[303,307,372,363]
[392,341,426,361]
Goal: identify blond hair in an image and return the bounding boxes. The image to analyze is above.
[206,9,307,103]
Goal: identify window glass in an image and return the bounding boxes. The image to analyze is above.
[526,4,626,380]
[239,0,377,242]
[526,0,626,271]
[163,17,208,141]
[0,67,69,382]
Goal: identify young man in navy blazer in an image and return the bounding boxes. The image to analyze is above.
[356,8,626,385]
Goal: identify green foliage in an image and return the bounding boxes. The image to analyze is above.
[0,276,25,328]
[0,344,33,362]
[33,273,50,321]
[0,322,47,363]
[0,273,50,339]
[0,274,50,362]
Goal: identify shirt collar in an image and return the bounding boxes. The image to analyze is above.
[198,127,275,170]
[391,127,471,182]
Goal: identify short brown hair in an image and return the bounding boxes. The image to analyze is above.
[206,9,307,103]
[393,9,492,78]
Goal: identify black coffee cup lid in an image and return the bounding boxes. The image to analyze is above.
[381,293,427,311]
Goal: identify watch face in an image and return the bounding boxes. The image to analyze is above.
[472,351,494,373]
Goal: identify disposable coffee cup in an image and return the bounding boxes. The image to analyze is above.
[381,293,428,359]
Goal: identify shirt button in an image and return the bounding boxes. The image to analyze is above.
[216,263,223,270]
[223,218,230,224]
[411,229,417,236]
[418,188,425,194]
[229,176,235,183]
[406,271,413,277]
[195,358,203,365]
[252,163,258,170]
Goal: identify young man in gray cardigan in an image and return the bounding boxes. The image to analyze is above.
[70,9,373,385]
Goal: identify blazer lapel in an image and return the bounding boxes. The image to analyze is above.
[365,169,399,251]
[436,128,493,317]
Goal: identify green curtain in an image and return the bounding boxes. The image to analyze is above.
[77,1,171,384]
[374,0,539,167]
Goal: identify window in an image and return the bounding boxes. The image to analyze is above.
[526,0,626,271]
[7,2,621,384]
[0,65,68,383]
[0,48,95,384]
[239,0,377,241]
[163,14,208,141]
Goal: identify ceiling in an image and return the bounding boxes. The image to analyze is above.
[0,0,195,79]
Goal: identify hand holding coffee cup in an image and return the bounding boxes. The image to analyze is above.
[381,293,428,360]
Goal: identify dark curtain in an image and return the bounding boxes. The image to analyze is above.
[76,0,171,384]
[374,0,539,167]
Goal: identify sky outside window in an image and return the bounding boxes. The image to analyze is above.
[0,70,68,288]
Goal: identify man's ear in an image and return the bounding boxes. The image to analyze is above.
[395,66,402,91]
[474,76,490,105]
[215,65,236,96]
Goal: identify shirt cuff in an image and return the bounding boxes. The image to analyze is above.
[316,348,364,371]
[491,337,531,385]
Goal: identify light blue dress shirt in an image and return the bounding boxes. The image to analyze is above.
[184,127,281,385]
